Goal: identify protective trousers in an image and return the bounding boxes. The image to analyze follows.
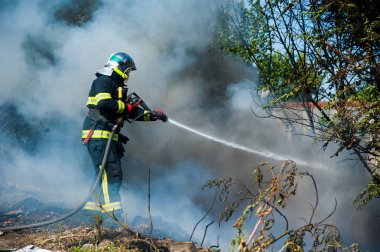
[84,139,123,213]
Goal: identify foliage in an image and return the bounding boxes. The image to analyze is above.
[354,178,380,209]
[214,0,380,205]
[92,212,103,245]
[205,161,361,251]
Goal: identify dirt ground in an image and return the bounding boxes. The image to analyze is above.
[0,225,210,251]
[0,195,215,252]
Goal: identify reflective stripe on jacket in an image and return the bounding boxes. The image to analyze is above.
[86,75,126,116]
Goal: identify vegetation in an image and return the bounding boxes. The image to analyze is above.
[214,0,380,206]
[205,161,361,251]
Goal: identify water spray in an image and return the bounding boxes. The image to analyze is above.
[168,119,328,170]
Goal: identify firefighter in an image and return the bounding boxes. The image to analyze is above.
[82,52,167,219]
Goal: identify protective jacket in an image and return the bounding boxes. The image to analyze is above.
[82,71,154,214]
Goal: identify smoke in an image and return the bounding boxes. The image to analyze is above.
[0,0,378,250]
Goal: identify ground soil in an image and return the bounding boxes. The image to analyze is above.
[0,222,217,252]
[0,195,214,252]
[0,225,205,251]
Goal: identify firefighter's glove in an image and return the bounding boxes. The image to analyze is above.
[152,109,168,122]
[119,134,129,144]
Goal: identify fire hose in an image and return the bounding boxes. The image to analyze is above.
[0,122,120,232]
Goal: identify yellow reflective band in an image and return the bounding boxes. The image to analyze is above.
[100,165,111,204]
[143,110,151,121]
[83,201,122,212]
[116,100,125,113]
[113,67,128,79]
[87,97,96,106]
[82,130,119,141]
[86,93,112,106]
[84,201,98,210]
[95,92,112,103]
[102,202,122,211]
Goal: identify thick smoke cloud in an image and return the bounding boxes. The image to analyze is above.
[0,0,378,250]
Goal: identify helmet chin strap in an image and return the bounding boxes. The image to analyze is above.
[113,67,128,79]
